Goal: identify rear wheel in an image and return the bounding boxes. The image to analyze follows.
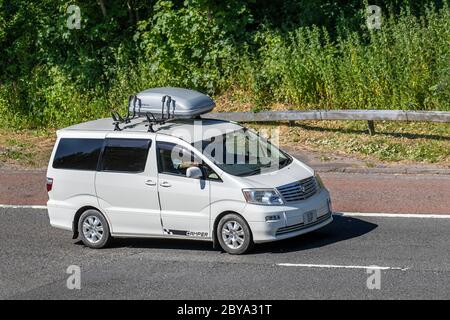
[217,214,253,255]
[78,209,111,249]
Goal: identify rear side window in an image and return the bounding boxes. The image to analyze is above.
[53,138,103,170]
[100,138,151,173]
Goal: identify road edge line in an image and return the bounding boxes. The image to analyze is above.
[337,212,450,219]
[0,204,47,209]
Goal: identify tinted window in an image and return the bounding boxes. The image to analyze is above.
[100,139,151,173]
[53,138,103,170]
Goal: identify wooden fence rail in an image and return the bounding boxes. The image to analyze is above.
[205,110,450,135]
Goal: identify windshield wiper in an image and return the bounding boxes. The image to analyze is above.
[236,168,262,177]
[236,163,274,177]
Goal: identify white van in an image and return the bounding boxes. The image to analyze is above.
[46,88,332,254]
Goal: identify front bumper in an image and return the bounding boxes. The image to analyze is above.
[245,188,333,243]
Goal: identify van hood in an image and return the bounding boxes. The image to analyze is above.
[239,158,314,188]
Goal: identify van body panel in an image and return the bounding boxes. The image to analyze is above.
[47,195,100,231]
[240,158,314,188]
[47,169,98,231]
[155,135,211,238]
[95,172,162,235]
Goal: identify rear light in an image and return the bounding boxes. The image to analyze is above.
[46,177,53,192]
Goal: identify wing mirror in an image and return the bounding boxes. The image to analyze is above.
[186,166,203,179]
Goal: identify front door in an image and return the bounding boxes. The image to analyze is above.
[95,134,161,235]
[156,139,211,239]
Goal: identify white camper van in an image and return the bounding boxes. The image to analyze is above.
[46,88,332,254]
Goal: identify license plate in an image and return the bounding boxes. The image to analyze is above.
[303,210,317,224]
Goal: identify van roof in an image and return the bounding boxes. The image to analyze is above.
[60,117,243,143]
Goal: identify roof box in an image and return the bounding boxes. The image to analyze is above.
[129,87,215,119]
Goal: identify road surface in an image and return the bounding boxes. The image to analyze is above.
[0,207,449,299]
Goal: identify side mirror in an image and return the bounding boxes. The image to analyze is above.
[186,166,203,179]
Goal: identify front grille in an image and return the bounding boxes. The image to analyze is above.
[277,176,318,202]
[276,211,332,236]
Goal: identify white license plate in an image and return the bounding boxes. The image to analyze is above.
[303,210,317,224]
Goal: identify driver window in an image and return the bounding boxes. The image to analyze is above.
[157,142,220,180]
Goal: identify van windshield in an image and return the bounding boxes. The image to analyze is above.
[193,128,292,177]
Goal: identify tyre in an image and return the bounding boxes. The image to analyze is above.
[217,214,253,254]
[78,209,111,249]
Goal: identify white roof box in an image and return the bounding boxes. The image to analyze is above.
[129,87,215,119]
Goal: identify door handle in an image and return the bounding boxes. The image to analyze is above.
[145,179,157,186]
[160,181,172,187]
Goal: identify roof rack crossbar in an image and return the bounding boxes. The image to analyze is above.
[112,94,176,132]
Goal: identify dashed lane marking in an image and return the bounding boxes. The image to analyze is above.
[277,263,409,271]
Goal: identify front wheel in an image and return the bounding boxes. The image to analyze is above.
[78,209,111,249]
[217,214,253,255]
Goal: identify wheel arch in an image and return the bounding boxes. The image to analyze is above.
[72,206,109,239]
[212,211,252,249]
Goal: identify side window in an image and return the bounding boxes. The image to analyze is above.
[100,138,151,173]
[53,138,103,171]
[157,142,220,180]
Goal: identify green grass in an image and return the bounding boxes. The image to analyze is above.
[255,120,450,164]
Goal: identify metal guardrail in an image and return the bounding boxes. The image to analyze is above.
[206,110,450,122]
[205,110,450,135]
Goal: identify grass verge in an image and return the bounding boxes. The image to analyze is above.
[249,120,450,165]
[0,129,55,169]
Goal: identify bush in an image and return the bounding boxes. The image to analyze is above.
[0,0,448,129]
[242,3,450,111]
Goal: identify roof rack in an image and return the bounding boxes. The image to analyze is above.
[111,94,175,132]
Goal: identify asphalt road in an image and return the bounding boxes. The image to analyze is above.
[1,207,449,299]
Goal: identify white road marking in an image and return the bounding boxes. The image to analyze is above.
[0,204,47,209]
[337,212,450,219]
[277,263,409,271]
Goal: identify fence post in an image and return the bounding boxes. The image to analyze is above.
[367,120,376,135]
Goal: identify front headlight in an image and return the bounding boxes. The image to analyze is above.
[315,173,324,189]
[242,188,284,205]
